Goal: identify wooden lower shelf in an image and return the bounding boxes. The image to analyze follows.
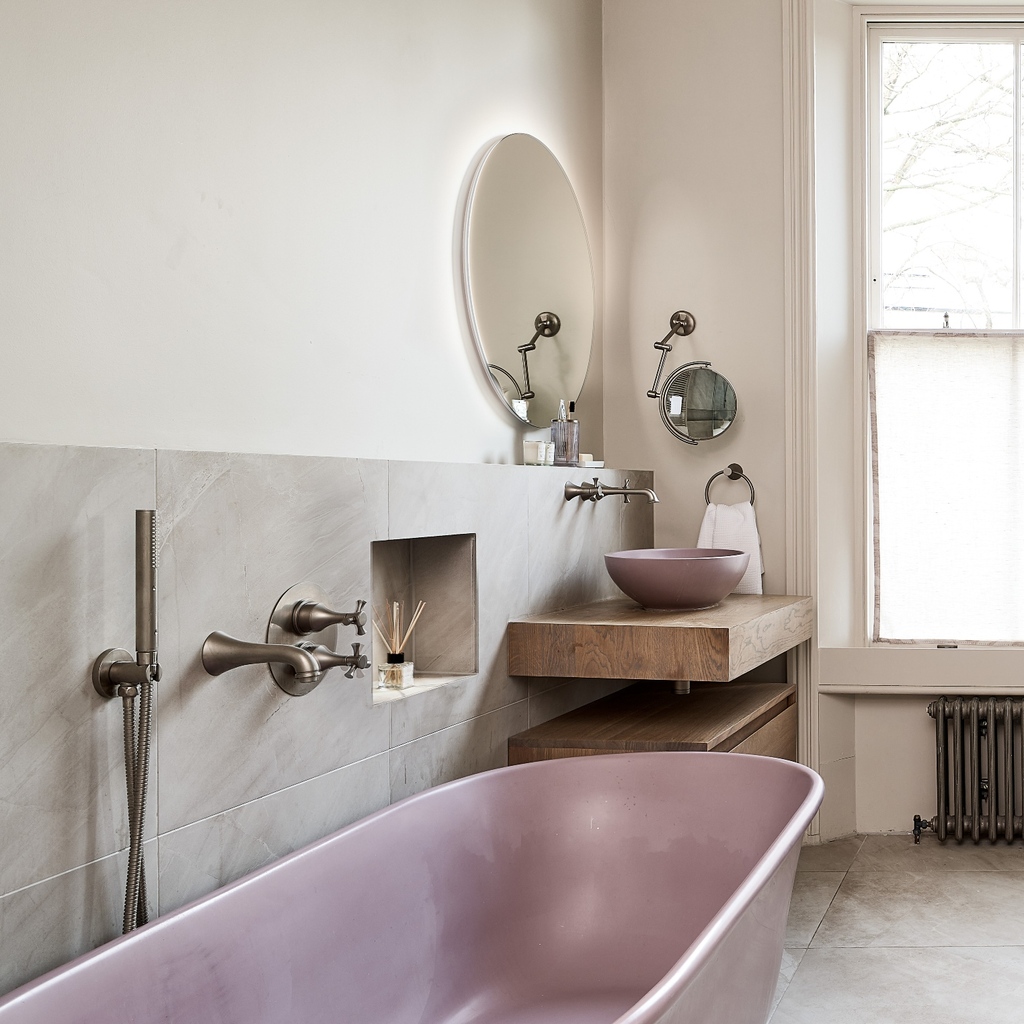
[509,680,796,765]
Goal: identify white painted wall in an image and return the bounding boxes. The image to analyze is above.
[602,0,787,591]
[813,0,1024,835]
[1,0,984,839]
[0,0,603,463]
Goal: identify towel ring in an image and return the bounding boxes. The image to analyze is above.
[705,463,755,505]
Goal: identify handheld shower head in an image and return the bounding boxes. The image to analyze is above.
[135,510,158,667]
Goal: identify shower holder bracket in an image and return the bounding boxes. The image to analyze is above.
[92,648,160,699]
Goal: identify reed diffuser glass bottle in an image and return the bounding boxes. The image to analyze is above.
[378,652,414,690]
[373,600,425,691]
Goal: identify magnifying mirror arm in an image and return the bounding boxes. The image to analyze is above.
[646,310,697,398]
[646,332,676,399]
[516,312,561,402]
[517,330,541,400]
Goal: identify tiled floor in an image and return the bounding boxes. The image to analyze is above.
[770,834,1024,1023]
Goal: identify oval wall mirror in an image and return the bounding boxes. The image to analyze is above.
[461,134,595,427]
[660,364,738,444]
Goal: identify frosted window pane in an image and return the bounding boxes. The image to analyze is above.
[872,333,1024,642]
[880,42,1014,329]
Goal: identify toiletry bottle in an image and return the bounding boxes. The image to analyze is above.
[552,399,580,467]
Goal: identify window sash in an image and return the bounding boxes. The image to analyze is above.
[867,24,1024,330]
[869,329,1024,645]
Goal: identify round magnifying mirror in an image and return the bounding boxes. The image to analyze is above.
[660,364,738,443]
[461,134,594,427]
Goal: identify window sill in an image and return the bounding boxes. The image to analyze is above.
[819,646,1024,695]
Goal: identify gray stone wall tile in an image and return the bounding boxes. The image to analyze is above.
[0,443,155,895]
[158,753,389,912]
[156,450,391,830]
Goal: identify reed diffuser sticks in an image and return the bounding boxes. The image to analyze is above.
[373,599,425,689]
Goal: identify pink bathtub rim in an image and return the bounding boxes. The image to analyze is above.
[613,753,823,1023]
[0,751,824,1024]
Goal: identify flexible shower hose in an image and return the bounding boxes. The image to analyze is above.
[120,678,153,933]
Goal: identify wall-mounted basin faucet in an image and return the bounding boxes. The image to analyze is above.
[564,477,660,504]
[202,632,324,689]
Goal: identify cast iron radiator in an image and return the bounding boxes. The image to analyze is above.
[914,696,1024,844]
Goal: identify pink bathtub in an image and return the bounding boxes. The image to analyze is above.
[0,752,821,1024]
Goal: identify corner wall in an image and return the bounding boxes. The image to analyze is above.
[602,0,787,590]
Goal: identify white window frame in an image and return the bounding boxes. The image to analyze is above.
[862,12,1024,649]
[866,20,1024,331]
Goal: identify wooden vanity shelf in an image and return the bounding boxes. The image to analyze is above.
[507,595,812,682]
[509,680,796,765]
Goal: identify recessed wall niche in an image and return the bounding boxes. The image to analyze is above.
[370,534,478,693]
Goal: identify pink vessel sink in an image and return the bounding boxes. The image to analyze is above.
[604,547,750,610]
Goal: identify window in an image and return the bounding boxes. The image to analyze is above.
[868,23,1024,644]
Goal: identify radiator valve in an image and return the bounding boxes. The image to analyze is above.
[912,813,934,845]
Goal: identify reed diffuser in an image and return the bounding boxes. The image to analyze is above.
[373,599,425,690]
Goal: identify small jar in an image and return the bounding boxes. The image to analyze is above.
[551,418,580,467]
[377,652,414,690]
[523,440,544,465]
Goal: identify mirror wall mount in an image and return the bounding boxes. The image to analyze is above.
[645,309,738,445]
[517,312,560,400]
[646,310,697,399]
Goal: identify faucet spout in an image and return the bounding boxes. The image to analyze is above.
[201,632,324,687]
[564,478,660,503]
[600,484,660,503]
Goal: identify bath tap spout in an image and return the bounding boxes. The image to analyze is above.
[201,632,324,686]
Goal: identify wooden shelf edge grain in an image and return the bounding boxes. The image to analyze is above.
[507,594,812,682]
[508,681,798,765]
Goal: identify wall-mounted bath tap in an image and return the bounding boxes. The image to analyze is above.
[564,477,660,504]
[202,632,324,689]
[298,641,369,680]
[291,597,367,636]
[203,581,374,696]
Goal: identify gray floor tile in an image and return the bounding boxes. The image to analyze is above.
[812,870,1024,947]
[785,872,844,948]
[770,946,1024,1024]
[769,948,806,1017]
[797,835,864,872]
[851,833,1024,873]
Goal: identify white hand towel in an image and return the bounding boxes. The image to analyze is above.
[696,500,763,595]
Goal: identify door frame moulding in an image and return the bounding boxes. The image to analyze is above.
[783,0,820,835]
